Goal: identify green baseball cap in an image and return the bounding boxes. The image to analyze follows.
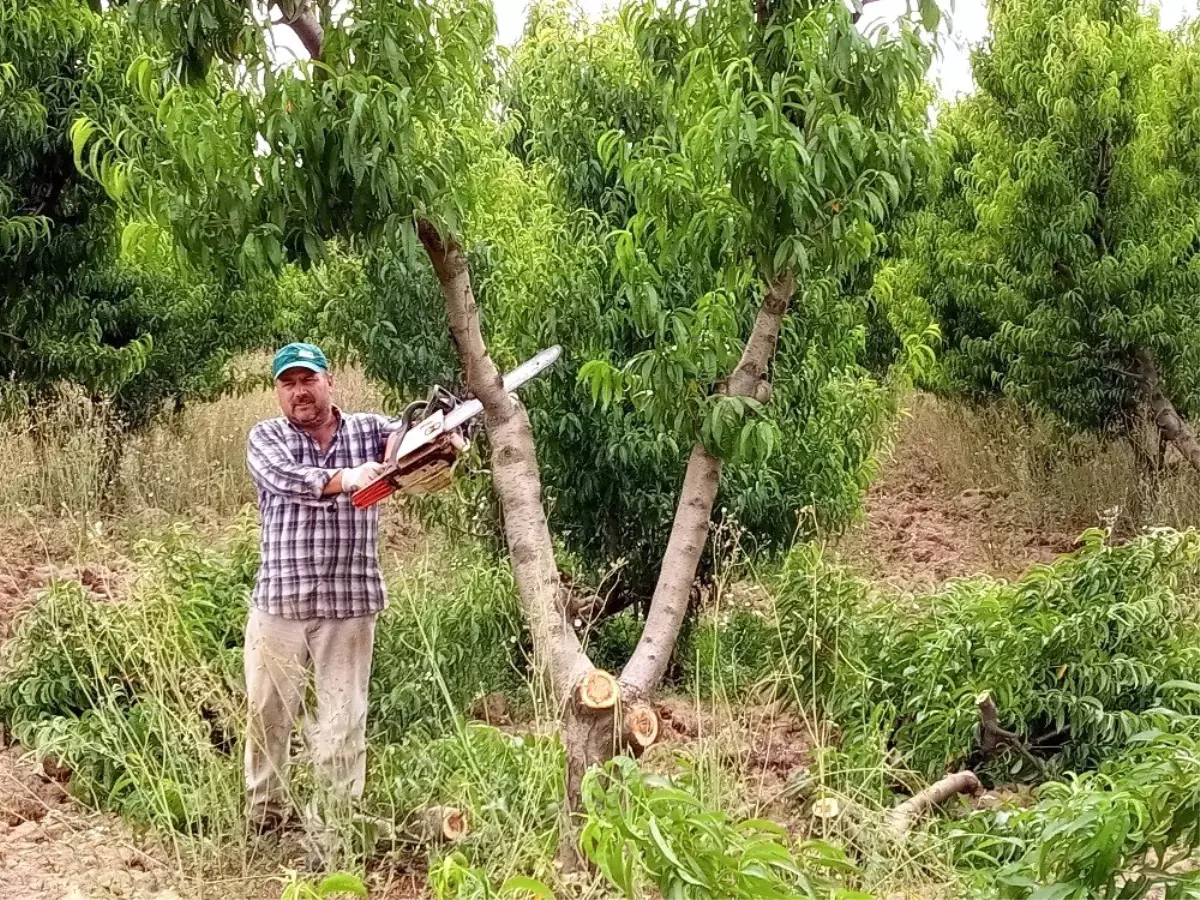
[272,342,329,379]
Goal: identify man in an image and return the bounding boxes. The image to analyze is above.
[243,341,391,843]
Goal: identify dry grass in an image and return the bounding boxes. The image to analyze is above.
[901,393,1200,535]
[1,361,387,536]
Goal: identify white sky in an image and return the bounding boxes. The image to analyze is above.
[269,0,1199,99]
[487,0,1200,99]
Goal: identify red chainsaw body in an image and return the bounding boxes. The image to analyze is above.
[352,409,470,508]
[350,345,562,509]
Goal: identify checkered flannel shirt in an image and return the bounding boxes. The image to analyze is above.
[247,410,390,619]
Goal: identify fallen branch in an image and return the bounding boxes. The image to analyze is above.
[885,770,981,834]
[976,692,1045,774]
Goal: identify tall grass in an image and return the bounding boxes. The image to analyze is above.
[0,361,386,530]
[0,521,543,892]
[901,393,1200,533]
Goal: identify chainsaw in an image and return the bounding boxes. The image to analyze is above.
[351,345,562,509]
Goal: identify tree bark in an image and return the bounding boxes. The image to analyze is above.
[620,270,795,696]
[275,0,325,61]
[884,770,981,835]
[1135,350,1200,474]
[417,221,591,695]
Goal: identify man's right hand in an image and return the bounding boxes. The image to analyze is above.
[340,461,386,493]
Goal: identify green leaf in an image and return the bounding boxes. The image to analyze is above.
[499,875,556,899]
[917,0,942,32]
[315,873,368,899]
[1029,882,1079,900]
[648,815,685,871]
[69,117,99,173]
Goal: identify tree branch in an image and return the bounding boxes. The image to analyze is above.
[620,269,795,696]
[418,221,591,695]
[850,0,886,25]
[885,770,981,835]
[275,0,325,61]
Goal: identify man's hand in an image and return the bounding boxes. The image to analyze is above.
[340,461,386,493]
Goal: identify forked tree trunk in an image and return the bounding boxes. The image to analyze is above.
[619,269,795,696]
[279,11,794,871]
[1135,349,1200,474]
[274,0,325,59]
[556,271,796,867]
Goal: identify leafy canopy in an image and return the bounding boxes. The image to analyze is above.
[891,0,1200,432]
[0,0,271,431]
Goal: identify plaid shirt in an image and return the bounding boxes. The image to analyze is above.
[247,409,389,619]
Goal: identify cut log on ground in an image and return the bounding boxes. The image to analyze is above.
[403,806,469,844]
[885,770,981,835]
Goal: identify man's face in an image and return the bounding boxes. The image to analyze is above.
[275,367,334,428]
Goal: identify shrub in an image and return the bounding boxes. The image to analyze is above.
[944,708,1200,899]
[855,528,1200,780]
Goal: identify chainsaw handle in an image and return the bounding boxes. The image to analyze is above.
[351,473,397,508]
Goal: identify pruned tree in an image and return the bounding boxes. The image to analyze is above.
[891,0,1200,474]
[76,0,938,862]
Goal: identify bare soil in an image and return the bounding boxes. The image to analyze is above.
[834,419,1078,589]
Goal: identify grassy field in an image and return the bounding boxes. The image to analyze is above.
[0,380,1197,900]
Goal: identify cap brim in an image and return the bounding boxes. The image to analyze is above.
[274,361,327,378]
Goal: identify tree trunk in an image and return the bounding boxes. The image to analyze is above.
[276,8,599,867]
[1135,350,1200,474]
[417,221,591,695]
[556,271,794,868]
[620,270,795,696]
[270,12,794,871]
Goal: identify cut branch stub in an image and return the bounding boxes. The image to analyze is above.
[409,806,468,843]
[622,703,660,753]
[575,669,620,710]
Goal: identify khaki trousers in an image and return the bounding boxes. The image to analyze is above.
[243,606,376,826]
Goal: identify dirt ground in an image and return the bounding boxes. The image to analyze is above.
[834,419,1080,589]
[0,745,181,900]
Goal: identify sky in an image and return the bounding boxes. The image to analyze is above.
[486,0,1200,99]
[270,0,1199,99]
